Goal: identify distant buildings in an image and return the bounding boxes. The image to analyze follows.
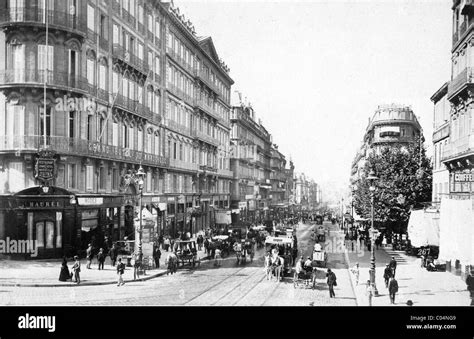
[350,104,422,184]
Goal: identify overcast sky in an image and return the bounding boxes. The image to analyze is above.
[175,0,452,194]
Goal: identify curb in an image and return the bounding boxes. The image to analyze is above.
[0,255,214,288]
[344,247,361,306]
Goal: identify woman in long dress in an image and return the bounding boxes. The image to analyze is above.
[59,257,71,282]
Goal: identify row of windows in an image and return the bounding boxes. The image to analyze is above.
[450,110,473,142]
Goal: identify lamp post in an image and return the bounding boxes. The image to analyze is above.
[134,166,146,267]
[367,169,379,296]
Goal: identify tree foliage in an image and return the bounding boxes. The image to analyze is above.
[353,137,432,233]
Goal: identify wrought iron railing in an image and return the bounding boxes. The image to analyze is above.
[0,7,86,35]
[0,135,170,167]
[0,69,88,92]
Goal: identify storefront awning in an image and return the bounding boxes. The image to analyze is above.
[407,209,439,247]
[438,198,474,265]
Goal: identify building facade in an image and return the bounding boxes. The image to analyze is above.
[350,104,422,184]
[0,0,233,258]
[431,82,450,203]
[230,102,272,223]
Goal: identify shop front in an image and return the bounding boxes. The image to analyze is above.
[0,186,76,259]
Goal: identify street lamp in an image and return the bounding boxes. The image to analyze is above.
[135,166,146,268]
[367,169,379,296]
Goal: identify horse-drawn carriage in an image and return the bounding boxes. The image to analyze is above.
[312,248,328,268]
[211,235,231,257]
[293,265,326,289]
[265,236,294,276]
[175,240,201,267]
[233,238,255,264]
[312,225,326,242]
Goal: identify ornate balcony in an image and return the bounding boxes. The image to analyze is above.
[166,82,194,106]
[114,94,153,121]
[169,159,198,171]
[441,134,474,162]
[194,98,220,121]
[447,67,474,101]
[199,165,217,173]
[166,120,190,135]
[0,135,170,168]
[0,69,88,94]
[191,129,219,147]
[0,7,86,38]
[194,69,220,95]
[166,47,194,75]
[112,44,149,75]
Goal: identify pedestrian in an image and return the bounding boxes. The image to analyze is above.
[153,245,161,268]
[351,263,360,285]
[326,268,337,298]
[109,243,118,267]
[388,276,399,304]
[466,269,474,306]
[71,255,81,284]
[389,256,397,277]
[133,253,141,280]
[420,254,425,268]
[204,237,210,256]
[59,257,71,282]
[158,234,164,250]
[366,280,373,306]
[197,234,203,251]
[164,237,170,251]
[97,248,105,270]
[214,247,222,267]
[116,258,125,286]
[384,264,392,288]
[165,252,178,275]
[86,243,93,269]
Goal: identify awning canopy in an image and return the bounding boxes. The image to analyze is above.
[407,209,439,247]
[438,198,474,265]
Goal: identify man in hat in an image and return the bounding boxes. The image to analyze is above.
[388,276,399,304]
[71,256,81,284]
[97,248,105,270]
[384,264,392,288]
[116,258,125,286]
[304,256,313,273]
[326,268,337,298]
[86,243,93,269]
[466,268,474,306]
[389,256,397,277]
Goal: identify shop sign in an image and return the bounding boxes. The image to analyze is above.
[77,197,104,206]
[151,197,161,203]
[19,200,62,209]
[178,195,185,204]
[238,202,247,209]
[245,195,254,200]
[34,150,57,183]
[453,172,474,182]
[167,197,176,202]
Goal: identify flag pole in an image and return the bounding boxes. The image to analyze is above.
[43,0,49,149]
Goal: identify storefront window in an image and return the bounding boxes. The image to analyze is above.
[45,221,54,249]
[36,222,44,247]
[56,212,62,248]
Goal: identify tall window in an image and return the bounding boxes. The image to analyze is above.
[154,134,160,155]
[87,115,94,141]
[99,166,106,190]
[87,58,95,85]
[38,44,53,80]
[39,106,51,138]
[11,44,25,82]
[155,19,160,38]
[112,121,119,146]
[87,4,95,31]
[68,111,76,138]
[86,165,94,190]
[68,164,77,189]
[98,63,106,90]
[137,128,143,151]
[8,162,24,192]
[113,23,120,44]
[99,14,106,38]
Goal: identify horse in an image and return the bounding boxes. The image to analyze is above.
[165,252,178,275]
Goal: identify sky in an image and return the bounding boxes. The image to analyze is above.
[173,0,453,199]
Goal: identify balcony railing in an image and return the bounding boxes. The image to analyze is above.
[447,67,474,99]
[194,69,220,95]
[217,168,233,177]
[192,130,219,147]
[166,120,190,135]
[199,165,217,173]
[166,82,194,106]
[194,98,220,121]
[169,159,198,171]
[0,69,88,93]
[441,134,474,161]
[112,44,149,75]
[0,7,86,36]
[166,47,194,75]
[0,135,170,168]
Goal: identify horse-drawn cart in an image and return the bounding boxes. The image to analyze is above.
[312,249,328,268]
[175,240,201,268]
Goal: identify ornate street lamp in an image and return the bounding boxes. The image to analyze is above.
[367,169,379,297]
[134,166,146,267]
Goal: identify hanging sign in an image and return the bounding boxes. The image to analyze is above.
[34,150,57,183]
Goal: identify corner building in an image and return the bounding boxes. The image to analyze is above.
[0,0,233,259]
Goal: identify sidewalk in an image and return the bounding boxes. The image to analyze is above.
[344,241,470,306]
[0,246,210,287]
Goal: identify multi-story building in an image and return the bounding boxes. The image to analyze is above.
[350,104,422,184]
[434,0,474,275]
[0,0,233,259]
[430,82,450,203]
[230,101,272,223]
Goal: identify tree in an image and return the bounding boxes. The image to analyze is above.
[353,137,432,234]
